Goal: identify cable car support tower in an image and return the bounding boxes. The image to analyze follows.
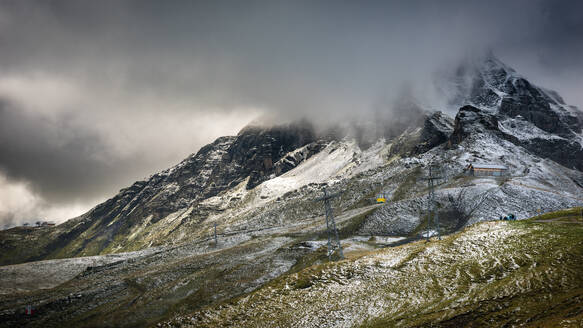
[315,187,344,261]
[422,164,443,242]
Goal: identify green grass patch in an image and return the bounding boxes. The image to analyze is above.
[528,207,583,221]
[157,209,583,328]
[287,245,329,275]
[363,217,583,328]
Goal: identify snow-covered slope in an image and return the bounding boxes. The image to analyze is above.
[443,54,583,171]
[164,218,583,328]
[1,54,583,328]
[2,55,582,267]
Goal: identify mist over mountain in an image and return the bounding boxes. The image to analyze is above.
[1,54,581,262]
[1,0,583,228]
[1,3,583,326]
[1,52,582,327]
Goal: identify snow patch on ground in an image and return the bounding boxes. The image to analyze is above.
[260,139,387,200]
[498,117,563,141]
[0,247,162,294]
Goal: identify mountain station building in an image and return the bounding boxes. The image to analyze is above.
[466,163,509,177]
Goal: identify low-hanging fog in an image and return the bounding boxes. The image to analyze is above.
[1,0,582,228]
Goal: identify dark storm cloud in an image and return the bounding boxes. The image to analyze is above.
[520,1,583,70]
[0,0,581,226]
[0,100,130,202]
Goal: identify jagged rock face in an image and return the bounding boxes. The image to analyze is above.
[452,107,583,169]
[448,55,583,171]
[9,121,326,261]
[499,95,561,134]
[450,104,583,171]
[272,141,327,176]
[3,54,581,268]
[103,122,321,222]
[230,121,321,188]
[497,77,574,137]
[414,111,454,154]
[450,105,499,145]
[390,111,454,156]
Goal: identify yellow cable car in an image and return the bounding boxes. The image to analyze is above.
[376,192,387,203]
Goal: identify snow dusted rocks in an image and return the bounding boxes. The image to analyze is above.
[446,54,583,171]
[1,54,583,328]
[387,111,454,157]
[0,121,325,265]
[162,220,583,327]
[450,100,583,172]
[450,105,500,144]
[413,111,454,154]
[2,54,582,268]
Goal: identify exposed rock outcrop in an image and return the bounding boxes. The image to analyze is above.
[3,54,581,268]
[447,55,583,171]
[450,105,500,145]
[390,111,454,156]
[413,111,454,154]
[232,120,320,188]
[0,121,327,264]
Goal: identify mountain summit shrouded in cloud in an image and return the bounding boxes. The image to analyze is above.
[1,2,583,327]
[1,0,583,228]
[1,49,582,327]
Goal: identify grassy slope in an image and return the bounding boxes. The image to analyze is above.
[530,207,583,222]
[163,208,583,328]
[0,236,305,328]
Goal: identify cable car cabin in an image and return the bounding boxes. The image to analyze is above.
[466,163,508,177]
[375,192,389,203]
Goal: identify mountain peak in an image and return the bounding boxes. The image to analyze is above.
[447,53,583,171]
[480,52,516,75]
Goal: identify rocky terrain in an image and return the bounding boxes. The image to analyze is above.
[163,211,583,328]
[1,55,582,327]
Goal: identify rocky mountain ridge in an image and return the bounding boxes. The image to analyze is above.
[2,56,583,266]
[0,109,456,265]
[1,55,583,328]
[447,55,583,171]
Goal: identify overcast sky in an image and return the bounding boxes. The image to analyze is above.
[0,0,582,228]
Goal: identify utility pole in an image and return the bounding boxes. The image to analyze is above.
[315,187,344,261]
[422,164,443,241]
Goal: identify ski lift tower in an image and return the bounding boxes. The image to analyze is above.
[421,163,444,241]
[214,222,218,247]
[315,187,344,261]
